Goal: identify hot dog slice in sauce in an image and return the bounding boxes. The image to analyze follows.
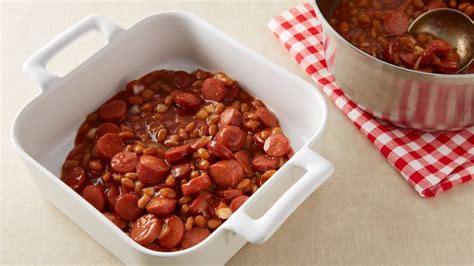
[146,196,177,217]
[115,194,143,222]
[181,227,211,249]
[131,214,161,245]
[207,140,233,160]
[98,100,127,122]
[164,144,192,163]
[202,78,226,102]
[111,151,139,173]
[82,185,106,211]
[159,215,185,248]
[137,155,169,184]
[61,166,86,191]
[174,92,202,110]
[383,11,409,36]
[96,133,124,159]
[264,133,290,157]
[219,107,242,128]
[181,173,212,196]
[171,163,192,178]
[209,160,244,188]
[252,154,279,172]
[215,126,246,151]
[103,212,127,230]
[234,150,254,177]
[255,107,277,127]
[96,123,120,138]
[106,186,120,211]
[230,195,249,212]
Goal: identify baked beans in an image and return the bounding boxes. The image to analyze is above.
[329,0,473,74]
[60,69,294,251]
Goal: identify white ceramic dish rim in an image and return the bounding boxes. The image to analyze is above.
[12,10,332,259]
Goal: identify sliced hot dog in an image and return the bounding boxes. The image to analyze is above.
[61,166,86,191]
[82,185,106,211]
[137,155,170,184]
[115,194,143,222]
[219,107,242,128]
[189,137,211,151]
[164,144,192,163]
[225,82,240,101]
[96,122,121,138]
[419,39,452,66]
[106,186,120,211]
[159,215,185,248]
[230,195,249,212]
[207,140,234,159]
[252,154,279,172]
[168,71,193,89]
[216,189,243,201]
[95,133,124,159]
[189,192,212,214]
[98,100,127,122]
[171,163,192,178]
[255,107,277,127]
[111,151,139,173]
[233,150,254,177]
[206,197,222,217]
[215,125,246,151]
[263,133,290,157]
[131,214,161,245]
[139,70,169,86]
[181,173,212,196]
[146,196,177,217]
[433,51,460,74]
[201,78,226,102]
[383,11,409,36]
[144,242,168,252]
[174,92,202,110]
[103,212,127,230]
[399,52,418,68]
[66,143,86,160]
[181,227,211,249]
[208,160,244,188]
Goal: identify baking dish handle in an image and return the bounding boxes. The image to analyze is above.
[23,15,124,90]
[222,146,333,244]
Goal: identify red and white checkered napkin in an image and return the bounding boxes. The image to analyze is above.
[268,3,474,197]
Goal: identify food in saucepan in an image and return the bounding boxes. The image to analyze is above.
[329,0,473,74]
[60,69,294,251]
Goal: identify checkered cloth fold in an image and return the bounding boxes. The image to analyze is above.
[268,3,473,197]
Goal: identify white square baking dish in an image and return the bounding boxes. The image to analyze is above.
[12,11,333,265]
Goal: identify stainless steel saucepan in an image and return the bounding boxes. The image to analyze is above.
[311,0,474,131]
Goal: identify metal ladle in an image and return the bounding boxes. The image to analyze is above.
[408,8,474,73]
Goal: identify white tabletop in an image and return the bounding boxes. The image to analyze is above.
[2,1,473,265]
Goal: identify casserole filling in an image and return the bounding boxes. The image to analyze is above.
[60,69,294,251]
[329,0,473,74]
